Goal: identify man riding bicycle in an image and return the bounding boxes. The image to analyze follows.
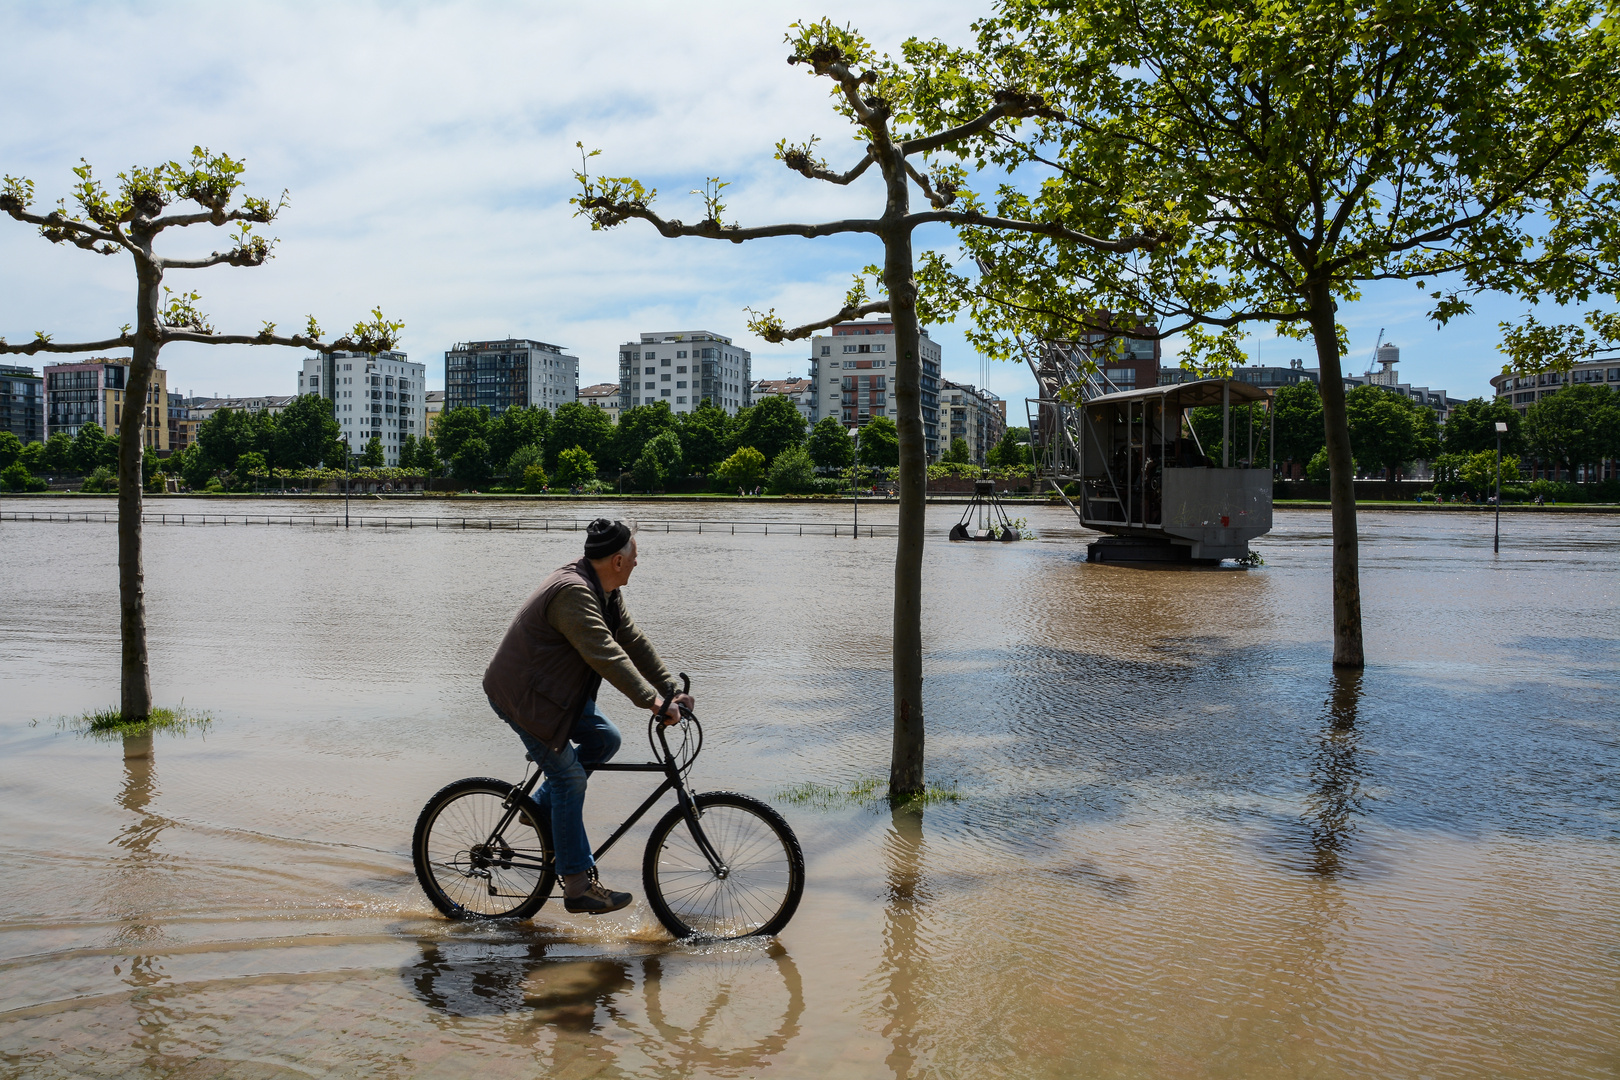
[483,518,691,915]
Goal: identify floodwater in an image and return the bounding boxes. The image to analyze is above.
[0,497,1615,1079]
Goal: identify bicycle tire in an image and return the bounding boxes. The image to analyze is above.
[642,791,804,939]
[413,777,555,920]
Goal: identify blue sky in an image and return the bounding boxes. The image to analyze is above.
[0,1,1573,413]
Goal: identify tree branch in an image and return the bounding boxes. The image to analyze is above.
[755,300,892,343]
[0,333,136,355]
[160,328,390,352]
[1,203,126,255]
[900,90,1062,157]
[577,198,881,241]
[782,145,878,186]
[160,248,269,270]
[148,205,277,233]
[915,209,1162,253]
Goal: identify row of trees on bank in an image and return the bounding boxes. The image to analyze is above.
[1178,382,1620,491]
[411,396,1029,493]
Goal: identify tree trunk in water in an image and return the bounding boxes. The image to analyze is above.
[118,273,160,721]
[885,220,926,796]
[1307,286,1365,668]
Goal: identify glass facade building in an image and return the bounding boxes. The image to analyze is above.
[0,364,43,444]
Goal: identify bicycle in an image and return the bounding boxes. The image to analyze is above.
[412,675,805,939]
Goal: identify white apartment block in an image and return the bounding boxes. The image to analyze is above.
[579,382,622,423]
[297,350,426,467]
[807,320,944,459]
[619,330,751,416]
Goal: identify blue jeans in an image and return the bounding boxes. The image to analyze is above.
[491,697,621,877]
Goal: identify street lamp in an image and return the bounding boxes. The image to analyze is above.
[1494,420,1508,553]
[850,425,860,539]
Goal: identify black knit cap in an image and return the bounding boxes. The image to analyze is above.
[584,518,633,560]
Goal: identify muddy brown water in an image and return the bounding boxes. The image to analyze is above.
[0,498,1615,1079]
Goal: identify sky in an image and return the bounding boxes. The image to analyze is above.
[0,0,1577,414]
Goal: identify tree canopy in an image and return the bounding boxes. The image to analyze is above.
[731,395,807,465]
[1444,396,1526,457]
[1524,384,1620,475]
[909,0,1620,667]
[807,415,856,472]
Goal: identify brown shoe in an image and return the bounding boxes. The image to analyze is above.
[563,869,632,915]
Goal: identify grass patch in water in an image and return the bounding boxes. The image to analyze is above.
[776,776,960,811]
[69,705,212,741]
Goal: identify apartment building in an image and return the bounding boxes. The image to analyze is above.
[1491,358,1620,412]
[940,380,1008,464]
[424,390,445,438]
[166,392,198,453]
[751,377,813,421]
[43,358,169,449]
[0,364,43,444]
[579,382,622,423]
[298,350,426,466]
[189,395,294,422]
[620,331,750,416]
[444,338,579,415]
[806,320,944,457]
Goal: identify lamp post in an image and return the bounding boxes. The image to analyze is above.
[1494,420,1508,553]
[344,447,355,529]
[850,425,860,539]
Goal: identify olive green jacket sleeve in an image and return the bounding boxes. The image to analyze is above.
[546,583,676,710]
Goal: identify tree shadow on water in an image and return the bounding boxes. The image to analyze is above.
[1303,669,1366,876]
[879,805,929,1080]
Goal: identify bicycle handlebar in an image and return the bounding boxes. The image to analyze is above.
[654,672,692,727]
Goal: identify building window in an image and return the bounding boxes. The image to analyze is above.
[644,352,655,361]
[677,351,687,358]
[676,381,687,388]
[661,389,671,397]
[843,345,857,353]
[676,365,687,374]
[676,396,687,404]
[662,358,672,367]
[644,381,654,390]
[644,366,654,375]
[661,374,671,382]
[821,346,831,355]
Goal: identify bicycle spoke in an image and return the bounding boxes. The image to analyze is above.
[419,785,550,918]
[652,802,795,936]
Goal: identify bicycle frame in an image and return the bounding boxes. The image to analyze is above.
[484,719,728,879]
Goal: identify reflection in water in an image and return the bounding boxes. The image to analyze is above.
[1304,670,1365,875]
[405,936,805,1073]
[113,751,179,1073]
[880,806,928,1080]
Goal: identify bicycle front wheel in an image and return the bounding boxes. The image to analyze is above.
[643,791,804,939]
[413,777,554,920]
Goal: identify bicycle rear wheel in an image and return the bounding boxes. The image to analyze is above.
[413,777,554,919]
[643,791,804,939]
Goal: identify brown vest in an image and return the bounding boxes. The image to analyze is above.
[482,558,621,751]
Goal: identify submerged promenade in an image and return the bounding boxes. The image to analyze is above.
[1,499,1615,1078]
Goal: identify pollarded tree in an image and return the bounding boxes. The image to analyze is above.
[0,149,400,722]
[928,0,1620,666]
[573,19,1157,795]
